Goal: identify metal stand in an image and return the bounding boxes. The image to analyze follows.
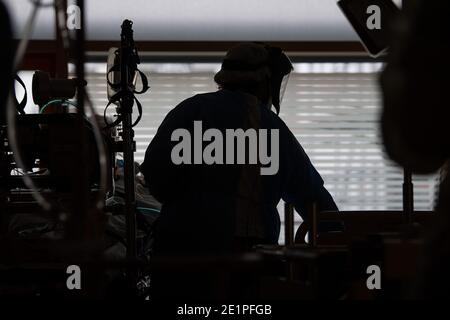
[118,24,138,266]
[122,113,137,261]
[106,19,148,290]
[308,203,318,247]
[403,168,414,225]
[284,203,294,247]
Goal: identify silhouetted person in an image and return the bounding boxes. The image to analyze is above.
[141,43,338,299]
[381,0,450,298]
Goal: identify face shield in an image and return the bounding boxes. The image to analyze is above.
[279,72,291,107]
[268,48,293,114]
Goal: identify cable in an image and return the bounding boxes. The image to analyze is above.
[52,0,109,210]
[8,0,111,212]
[40,0,108,210]
[13,1,41,72]
[7,0,52,211]
[39,99,78,114]
[13,169,24,176]
[136,207,160,214]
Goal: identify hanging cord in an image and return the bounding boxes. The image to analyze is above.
[14,75,28,115]
[6,0,53,211]
[103,69,149,129]
[7,0,108,211]
[53,0,108,210]
[55,0,109,210]
[39,99,77,113]
[103,41,150,130]
[13,1,40,70]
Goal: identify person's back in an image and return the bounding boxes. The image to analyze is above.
[142,89,261,254]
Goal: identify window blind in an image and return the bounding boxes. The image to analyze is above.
[76,62,439,243]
